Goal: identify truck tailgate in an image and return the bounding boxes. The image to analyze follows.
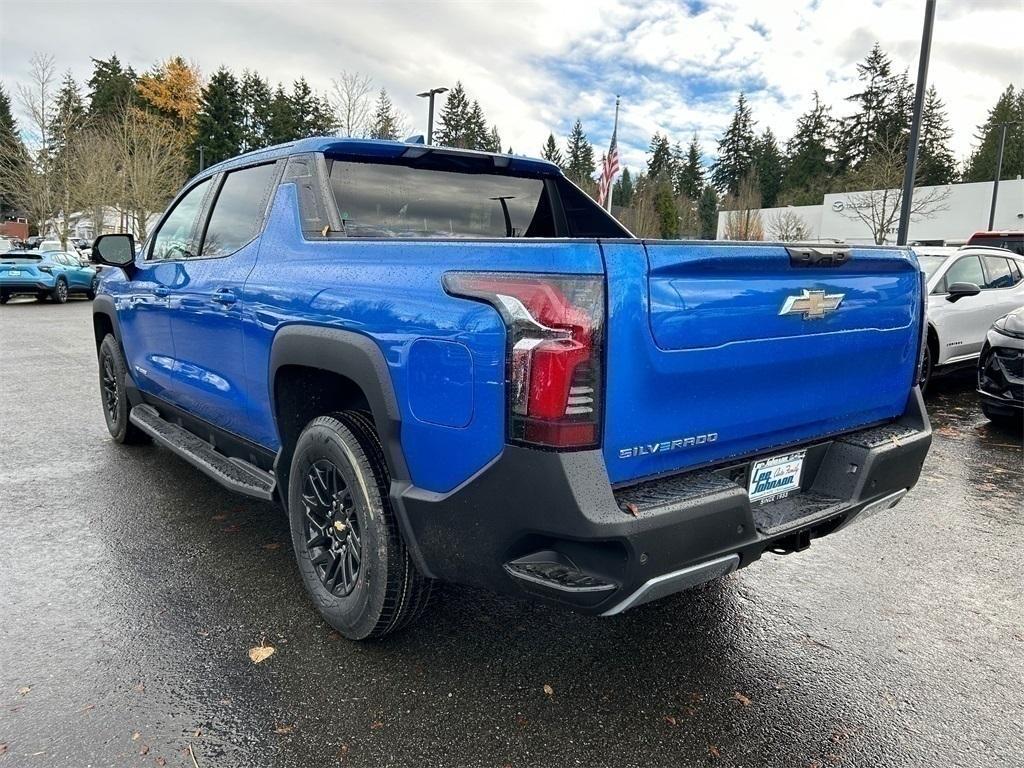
[601,240,922,485]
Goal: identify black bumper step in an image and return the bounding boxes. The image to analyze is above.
[129,404,275,501]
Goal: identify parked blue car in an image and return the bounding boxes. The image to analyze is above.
[0,249,98,303]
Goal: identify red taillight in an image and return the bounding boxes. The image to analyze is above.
[444,272,604,449]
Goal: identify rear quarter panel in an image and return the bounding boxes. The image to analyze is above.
[242,182,605,494]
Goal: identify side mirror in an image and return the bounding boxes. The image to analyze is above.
[946,282,981,303]
[92,234,136,270]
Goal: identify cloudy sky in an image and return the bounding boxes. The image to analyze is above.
[1,0,1021,172]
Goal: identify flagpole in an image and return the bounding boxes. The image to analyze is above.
[606,95,620,213]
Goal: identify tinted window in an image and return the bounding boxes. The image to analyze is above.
[150,178,211,260]
[982,256,1013,289]
[943,255,984,289]
[201,163,279,257]
[555,178,632,237]
[328,160,556,238]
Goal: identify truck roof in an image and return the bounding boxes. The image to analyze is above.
[197,136,563,181]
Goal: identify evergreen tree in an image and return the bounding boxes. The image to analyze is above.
[752,128,783,208]
[0,85,26,217]
[836,44,912,172]
[290,77,334,138]
[486,125,502,153]
[782,92,834,203]
[239,71,273,150]
[611,167,634,207]
[49,71,86,158]
[916,85,958,186]
[369,89,401,140]
[267,84,297,144]
[465,100,489,150]
[962,85,1024,183]
[541,133,564,167]
[87,55,137,120]
[564,119,595,185]
[434,82,472,148]
[646,133,674,181]
[711,92,756,195]
[698,185,719,239]
[676,134,704,199]
[192,67,244,172]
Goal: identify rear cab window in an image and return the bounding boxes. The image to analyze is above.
[981,256,1014,289]
[323,155,629,240]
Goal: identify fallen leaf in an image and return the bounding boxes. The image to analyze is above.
[273,724,295,735]
[80,703,96,713]
[140,744,150,756]
[663,715,677,726]
[709,745,721,758]
[370,720,384,730]
[132,732,141,741]
[248,643,276,664]
[0,744,7,755]
[336,743,350,763]
[542,684,554,696]
[222,524,241,533]
[262,542,282,551]
[327,630,342,641]
[156,758,167,766]
[193,729,202,737]
[733,691,752,707]
[211,514,228,521]
[514,715,528,727]
[17,686,31,696]
[197,629,210,637]
[133,682,146,693]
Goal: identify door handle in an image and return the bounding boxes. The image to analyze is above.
[212,288,237,305]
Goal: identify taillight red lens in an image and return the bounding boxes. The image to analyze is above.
[444,272,604,449]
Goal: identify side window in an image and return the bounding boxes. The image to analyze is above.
[555,177,632,237]
[943,255,984,289]
[981,256,1013,289]
[1009,260,1023,284]
[150,178,211,260]
[200,163,279,257]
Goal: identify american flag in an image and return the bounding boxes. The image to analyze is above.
[597,102,621,209]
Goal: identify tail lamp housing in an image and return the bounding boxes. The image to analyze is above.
[444,272,605,450]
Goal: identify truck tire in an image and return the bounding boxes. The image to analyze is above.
[287,411,433,640]
[98,334,149,445]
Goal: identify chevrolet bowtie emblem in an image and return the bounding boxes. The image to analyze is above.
[779,289,844,319]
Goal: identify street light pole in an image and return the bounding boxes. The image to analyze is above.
[987,122,1019,231]
[198,145,206,173]
[896,0,936,246]
[417,87,449,144]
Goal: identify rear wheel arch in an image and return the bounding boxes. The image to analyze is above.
[269,326,409,501]
[927,323,940,365]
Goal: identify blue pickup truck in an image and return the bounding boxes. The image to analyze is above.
[90,138,932,640]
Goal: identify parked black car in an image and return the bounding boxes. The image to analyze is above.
[977,306,1024,429]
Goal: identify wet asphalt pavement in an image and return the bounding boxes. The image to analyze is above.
[1,298,1022,768]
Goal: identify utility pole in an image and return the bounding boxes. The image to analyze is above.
[896,0,936,246]
[417,87,448,144]
[987,122,1019,230]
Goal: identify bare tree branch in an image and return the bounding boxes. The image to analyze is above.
[838,137,950,244]
[767,209,812,241]
[330,71,374,138]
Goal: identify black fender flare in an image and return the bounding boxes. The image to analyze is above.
[267,324,410,485]
[92,294,121,345]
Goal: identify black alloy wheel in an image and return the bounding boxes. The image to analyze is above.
[301,459,363,597]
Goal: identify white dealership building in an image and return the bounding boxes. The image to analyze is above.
[717,178,1024,244]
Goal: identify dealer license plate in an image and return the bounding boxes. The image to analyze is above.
[748,451,805,504]
[8,270,21,276]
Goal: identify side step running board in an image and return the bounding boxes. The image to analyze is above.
[129,404,276,501]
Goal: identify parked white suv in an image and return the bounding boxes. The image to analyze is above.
[914,245,1024,390]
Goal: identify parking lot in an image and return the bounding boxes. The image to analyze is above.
[1,297,1021,768]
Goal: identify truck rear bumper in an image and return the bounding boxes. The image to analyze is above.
[394,388,931,615]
